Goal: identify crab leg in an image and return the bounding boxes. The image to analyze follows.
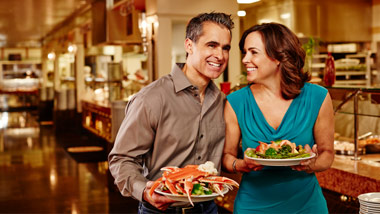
[199,176,239,187]
[175,183,185,194]
[149,177,163,197]
[160,166,179,173]
[213,183,224,197]
[165,180,178,195]
[166,168,208,183]
[184,178,194,206]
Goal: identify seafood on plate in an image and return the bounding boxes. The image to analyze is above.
[246,140,311,159]
[149,161,239,206]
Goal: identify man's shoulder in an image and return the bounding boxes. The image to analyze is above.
[130,75,173,106]
[137,75,172,96]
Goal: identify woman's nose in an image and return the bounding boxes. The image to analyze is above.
[242,54,249,64]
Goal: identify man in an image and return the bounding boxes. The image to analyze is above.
[108,12,234,214]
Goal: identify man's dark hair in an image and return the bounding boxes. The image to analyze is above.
[186,12,234,43]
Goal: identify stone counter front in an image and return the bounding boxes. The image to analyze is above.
[316,154,380,198]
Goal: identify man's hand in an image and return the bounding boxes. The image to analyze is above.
[143,181,176,211]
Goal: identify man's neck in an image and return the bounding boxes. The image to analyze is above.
[182,64,210,103]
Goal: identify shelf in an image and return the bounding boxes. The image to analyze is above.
[334,80,367,85]
[336,71,366,76]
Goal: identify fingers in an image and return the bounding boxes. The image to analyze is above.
[144,182,175,211]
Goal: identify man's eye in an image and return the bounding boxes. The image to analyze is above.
[223,47,231,51]
[208,44,216,48]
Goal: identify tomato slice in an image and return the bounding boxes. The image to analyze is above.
[255,145,261,152]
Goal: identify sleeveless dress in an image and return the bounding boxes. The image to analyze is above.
[227,83,329,214]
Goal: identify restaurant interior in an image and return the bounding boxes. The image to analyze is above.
[1,0,380,213]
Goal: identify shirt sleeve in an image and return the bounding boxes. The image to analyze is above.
[108,93,157,201]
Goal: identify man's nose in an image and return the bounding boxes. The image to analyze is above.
[213,47,223,59]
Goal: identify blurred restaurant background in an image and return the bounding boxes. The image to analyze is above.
[1,0,380,213]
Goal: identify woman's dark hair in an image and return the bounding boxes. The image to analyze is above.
[239,22,310,99]
[186,12,234,43]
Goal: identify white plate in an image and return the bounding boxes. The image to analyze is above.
[245,153,316,166]
[359,192,380,204]
[155,185,228,203]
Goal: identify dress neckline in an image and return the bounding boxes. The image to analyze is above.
[247,86,297,132]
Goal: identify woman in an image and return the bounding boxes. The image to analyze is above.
[222,23,334,213]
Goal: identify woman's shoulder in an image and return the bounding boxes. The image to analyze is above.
[227,85,250,100]
[303,82,327,96]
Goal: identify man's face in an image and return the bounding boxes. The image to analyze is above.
[185,22,231,80]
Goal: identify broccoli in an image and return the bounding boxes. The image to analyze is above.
[265,148,277,158]
[279,145,292,156]
[191,183,203,195]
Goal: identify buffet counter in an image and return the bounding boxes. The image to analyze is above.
[316,154,380,197]
[81,100,126,143]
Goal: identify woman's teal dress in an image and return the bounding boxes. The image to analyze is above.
[227,83,329,214]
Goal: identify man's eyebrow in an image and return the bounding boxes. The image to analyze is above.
[206,41,220,45]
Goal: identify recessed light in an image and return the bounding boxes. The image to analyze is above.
[237,0,260,4]
[238,11,247,17]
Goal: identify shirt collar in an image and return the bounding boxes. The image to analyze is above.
[171,63,221,98]
[171,63,193,93]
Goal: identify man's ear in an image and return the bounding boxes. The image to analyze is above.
[184,38,193,55]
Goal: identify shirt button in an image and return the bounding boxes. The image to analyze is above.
[197,156,201,160]
[200,134,203,139]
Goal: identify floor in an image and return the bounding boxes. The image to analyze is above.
[0,110,140,214]
[0,110,232,214]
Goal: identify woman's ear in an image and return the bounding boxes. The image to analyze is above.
[184,38,193,55]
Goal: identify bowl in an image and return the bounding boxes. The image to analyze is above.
[365,143,380,154]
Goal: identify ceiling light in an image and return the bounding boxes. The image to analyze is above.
[280,13,291,19]
[48,52,55,60]
[238,11,247,17]
[237,0,260,4]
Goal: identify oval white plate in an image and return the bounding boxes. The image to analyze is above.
[359,192,380,206]
[245,153,316,166]
[155,185,228,203]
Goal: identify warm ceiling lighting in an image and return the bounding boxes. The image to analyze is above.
[238,11,247,17]
[237,0,260,4]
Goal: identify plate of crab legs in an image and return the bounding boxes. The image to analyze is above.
[150,161,239,206]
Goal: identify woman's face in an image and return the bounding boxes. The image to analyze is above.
[241,31,280,83]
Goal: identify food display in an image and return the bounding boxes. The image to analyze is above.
[364,136,380,154]
[245,140,311,159]
[151,161,239,206]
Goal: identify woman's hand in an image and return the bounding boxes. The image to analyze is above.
[143,181,176,211]
[291,144,318,173]
[238,148,264,172]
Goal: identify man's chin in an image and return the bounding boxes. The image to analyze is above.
[207,71,224,80]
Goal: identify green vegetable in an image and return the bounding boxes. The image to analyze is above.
[246,149,256,158]
[191,183,203,195]
[265,148,277,158]
[204,188,213,195]
[279,145,292,156]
